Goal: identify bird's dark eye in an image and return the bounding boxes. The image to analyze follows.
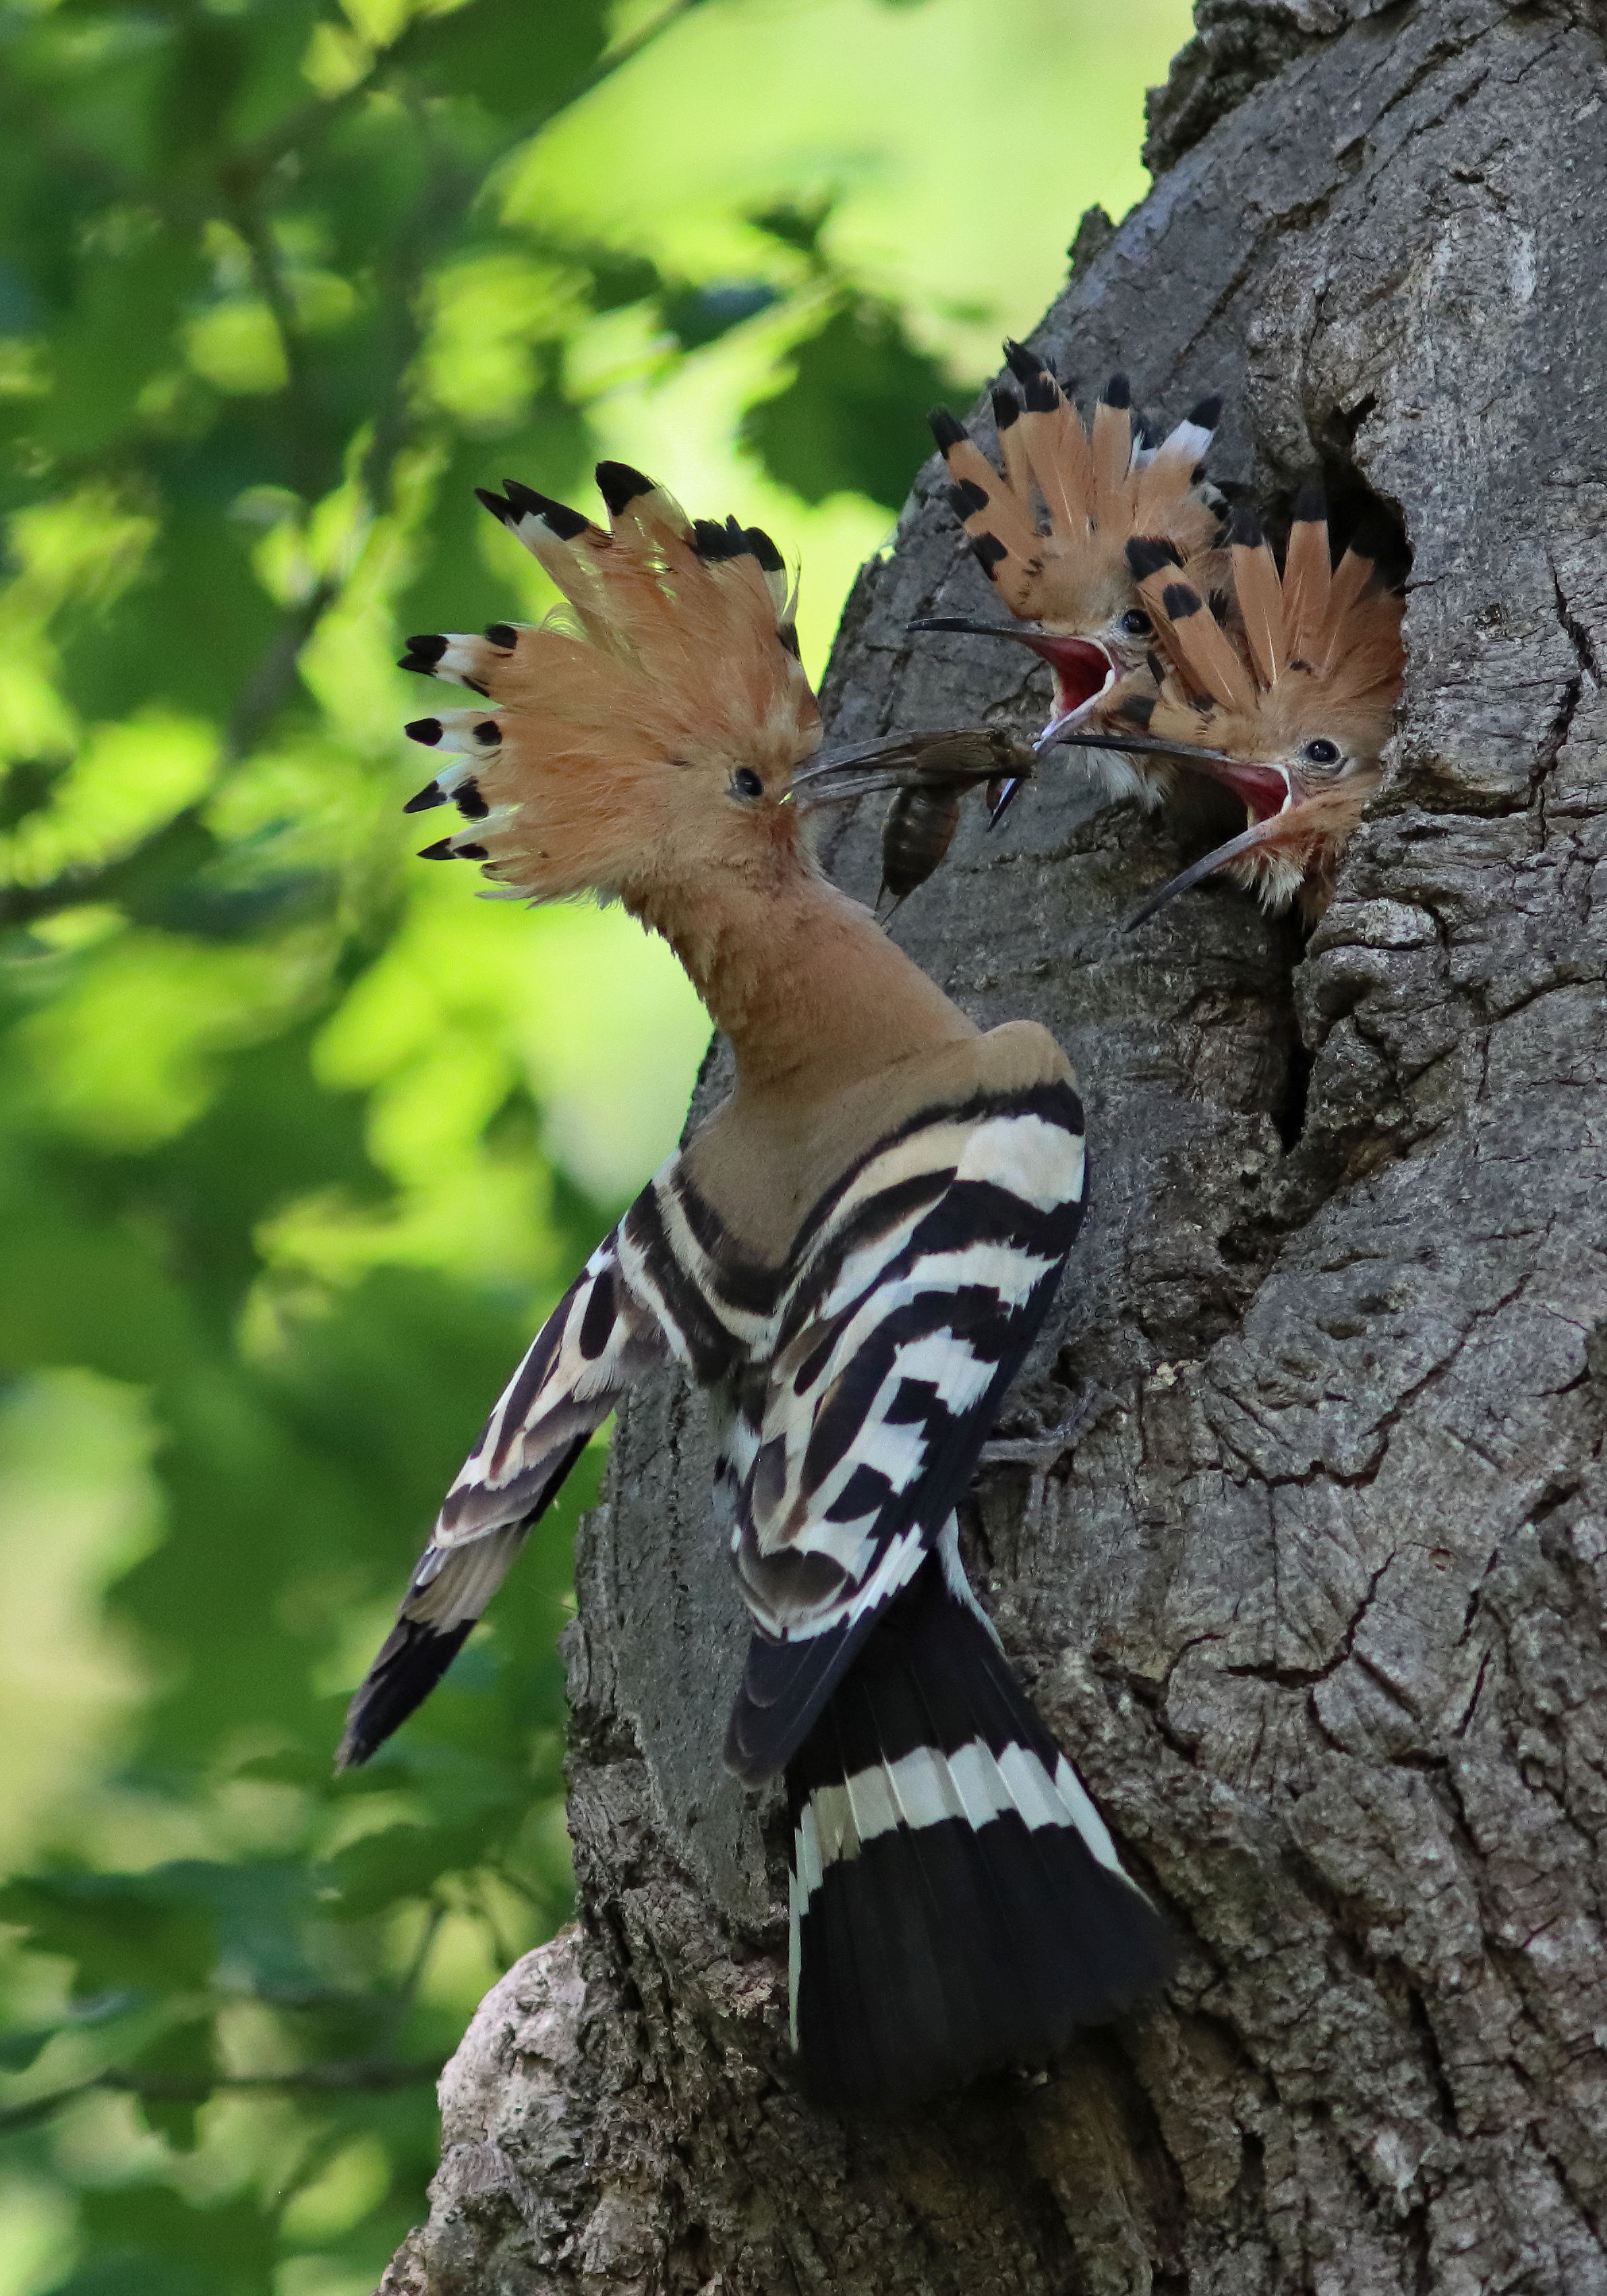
[1301,737,1342,767]
[731,767,765,800]
[1119,608,1152,637]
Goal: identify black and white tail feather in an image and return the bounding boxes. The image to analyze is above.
[341,1079,1173,2102]
[788,1537,1170,2106]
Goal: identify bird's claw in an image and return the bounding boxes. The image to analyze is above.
[978,1382,1123,1471]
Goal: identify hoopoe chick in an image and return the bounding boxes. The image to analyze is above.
[912,338,1224,823]
[1057,486,1405,928]
[353,459,1173,2111]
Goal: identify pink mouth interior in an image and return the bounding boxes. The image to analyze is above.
[1217,763,1293,822]
[1036,637,1112,717]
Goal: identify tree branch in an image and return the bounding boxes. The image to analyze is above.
[0,2055,444,2135]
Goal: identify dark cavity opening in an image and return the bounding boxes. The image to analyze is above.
[1273,1025,1314,1153]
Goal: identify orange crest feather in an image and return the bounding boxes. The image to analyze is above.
[931,347,1225,636]
[401,465,820,905]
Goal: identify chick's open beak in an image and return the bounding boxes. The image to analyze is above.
[1055,726,1298,826]
[1045,729,1308,930]
[1187,757,1295,824]
[910,618,1117,733]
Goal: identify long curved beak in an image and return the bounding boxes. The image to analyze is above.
[1123,814,1295,931]
[1049,726,1299,828]
[790,726,1034,812]
[912,614,1055,645]
[1124,768,1376,929]
[1042,726,1241,768]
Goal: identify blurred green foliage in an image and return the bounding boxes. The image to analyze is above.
[0,0,1187,2287]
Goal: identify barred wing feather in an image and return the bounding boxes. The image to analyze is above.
[725,1081,1086,1781]
[338,1232,670,1768]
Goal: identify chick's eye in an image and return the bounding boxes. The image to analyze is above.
[731,767,765,800]
[1119,608,1152,637]
[1301,737,1342,768]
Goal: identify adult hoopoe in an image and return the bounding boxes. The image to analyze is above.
[912,338,1224,828]
[344,460,1172,2109]
[1052,485,1407,926]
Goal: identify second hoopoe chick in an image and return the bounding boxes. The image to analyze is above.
[913,339,1224,823]
[355,459,1172,2110]
[1055,486,1407,927]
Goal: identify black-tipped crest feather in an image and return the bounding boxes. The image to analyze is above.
[594,459,654,515]
[502,478,589,538]
[1126,536,1186,581]
[1001,337,1043,385]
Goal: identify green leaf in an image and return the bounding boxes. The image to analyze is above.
[658,280,778,351]
[123,2015,216,2151]
[61,497,285,728]
[0,2024,63,2073]
[140,5,324,175]
[586,247,661,314]
[46,2183,279,2296]
[32,230,206,460]
[118,1021,388,1323]
[0,2,1181,2289]
[0,1153,201,1385]
[321,1819,506,1921]
[0,1860,326,2011]
[742,297,961,510]
[0,1870,218,2000]
[387,0,612,123]
[750,200,833,259]
[0,1989,142,2071]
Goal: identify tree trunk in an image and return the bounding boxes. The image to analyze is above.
[385,4,1607,2287]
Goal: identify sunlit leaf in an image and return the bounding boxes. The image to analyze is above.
[0,1992,140,2073]
[183,304,287,398]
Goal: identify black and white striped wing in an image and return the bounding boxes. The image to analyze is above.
[725,1079,1086,1780]
[338,1231,668,1768]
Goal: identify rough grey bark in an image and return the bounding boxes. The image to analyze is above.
[384,4,1607,2289]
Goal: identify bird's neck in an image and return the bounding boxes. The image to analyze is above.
[627,862,975,1110]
